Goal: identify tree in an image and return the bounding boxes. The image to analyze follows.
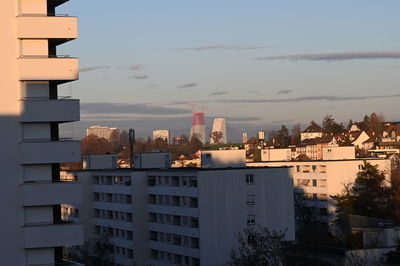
[81,135,112,155]
[75,233,115,266]
[109,130,121,154]
[346,119,354,131]
[229,226,287,266]
[210,131,224,144]
[275,125,290,148]
[294,187,339,246]
[332,161,398,221]
[368,112,385,136]
[290,124,301,145]
[322,114,345,135]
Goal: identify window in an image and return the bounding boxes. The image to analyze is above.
[246,174,254,184]
[312,165,316,172]
[148,176,156,186]
[296,166,300,172]
[312,193,318,201]
[312,179,317,187]
[247,215,256,225]
[247,195,255,205]
[319,208,328,216]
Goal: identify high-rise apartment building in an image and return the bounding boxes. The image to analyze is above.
[210,118,227,144]
[87,125,119,141]
[72,167,295,266]
[0,0,83,265]
[153,129,170,144]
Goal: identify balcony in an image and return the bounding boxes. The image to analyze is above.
[19,57,78,82]
[17,16,77,41]
[20,98,80,123]
[24,222,83,248]
[21,181,81,206]
[20,140,80,164]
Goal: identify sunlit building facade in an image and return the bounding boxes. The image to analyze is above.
[0,0,83,264]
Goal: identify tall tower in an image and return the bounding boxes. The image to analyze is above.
[210,118,227,144]
[190,109,206,144]
[0,1,82,265]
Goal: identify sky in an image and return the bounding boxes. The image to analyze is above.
[57,1,400,141]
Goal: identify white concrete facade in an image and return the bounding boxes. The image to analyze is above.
[210,118,227,144]
[75,167,295,266]
[0,0,83,265]
[86,125,119,141]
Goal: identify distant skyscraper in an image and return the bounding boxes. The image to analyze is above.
[258,131,265,141]
[210,118,227,144]
[153,129,170,144]
[242,132,248,143]
[190,111,206,144]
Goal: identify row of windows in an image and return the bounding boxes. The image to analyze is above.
[93,192,132,204]
[148,175,198,187]
[150,249,199,266]
[94,226,133,241]
[149,194,198,208]
[114,245,134,259]
[296,178,327,187]
[94,208,132,222]
[295,165,326,173]
[94,175,131,186]
[302,193,328,201]
[150,231,200,248]
[149,213,199,228]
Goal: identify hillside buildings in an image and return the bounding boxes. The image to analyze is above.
[69,167,295,266]
[0,0,83,264]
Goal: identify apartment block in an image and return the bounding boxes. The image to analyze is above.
[87,125,119,141]
[0,0,83,265]
[74,167,295,266]
[248,158,391,220]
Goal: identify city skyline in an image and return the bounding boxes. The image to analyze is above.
[57,1,400,139]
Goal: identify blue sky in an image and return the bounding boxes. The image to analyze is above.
[58,1,400,141]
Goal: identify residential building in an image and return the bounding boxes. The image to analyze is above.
[261,148,292,161]
[248,158,391,221]
[0,0,83,264]
[133,152,172,169]
[153,129,171,144]
[300,122,324,141]
[242,132,248,143]
[87,125,119,141]
[83,154,119,170]
[210,118,227,144]
[73,167,295,266]
[322,146,355,160]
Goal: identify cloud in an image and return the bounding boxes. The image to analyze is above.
[217,94,400,103]
[81,102,190,115]
[227,116,262,122]
[255,51,400,61]
[209,91,228,96]
[129,75,148,80]
[177,83,198,89]
[177,45,274,51]
[79,66,111,72]
[276,89,292,95]
[117,64,144,71]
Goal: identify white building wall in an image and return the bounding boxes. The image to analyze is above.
[198,168,295,266]
[261,148,291,161]
[322,146,355,160]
